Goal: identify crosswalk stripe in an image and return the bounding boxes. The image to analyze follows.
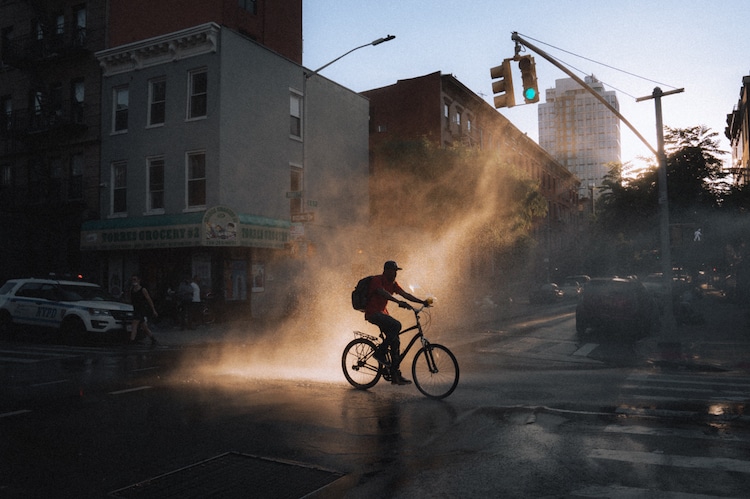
[603,424,741,441]
[589,448,750,473]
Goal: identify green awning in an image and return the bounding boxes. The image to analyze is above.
[81,207,290,251]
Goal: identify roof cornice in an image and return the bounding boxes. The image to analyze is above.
[96,22,220,76]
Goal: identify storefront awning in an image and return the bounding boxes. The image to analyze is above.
[81,206,290,251]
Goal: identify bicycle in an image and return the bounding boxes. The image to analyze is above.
[341,303,459,399]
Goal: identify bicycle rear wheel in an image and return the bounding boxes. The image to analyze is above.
[342,338,382,389]
[412,343,459,399]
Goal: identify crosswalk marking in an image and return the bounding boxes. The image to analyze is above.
[603,424,741,441]
[589,448,750,473]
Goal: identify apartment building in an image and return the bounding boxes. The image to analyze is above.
[83,23,368,318]
[726,75,750,186]
[0,1,106,282]
[538,75,621,198]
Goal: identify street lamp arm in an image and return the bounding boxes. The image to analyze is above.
[307,35,395,78]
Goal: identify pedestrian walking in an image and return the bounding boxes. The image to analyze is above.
[128,275,159,346]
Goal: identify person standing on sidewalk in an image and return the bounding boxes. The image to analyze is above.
[177,278,194,329]
[128,275,159,346]
[189,276,201,329]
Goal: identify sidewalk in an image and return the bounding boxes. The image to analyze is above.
[638,290,750,372]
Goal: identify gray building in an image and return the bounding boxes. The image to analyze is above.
[83,23,369,318]
[538,75,621,198]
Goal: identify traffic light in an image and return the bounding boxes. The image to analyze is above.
[490,58,515,108]
[518,55,539,104]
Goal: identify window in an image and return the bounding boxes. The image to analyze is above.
[290,93,302,138]
[147,156,165,212]
[188,69,207,119]
[290,168,302,214]
[69,153,84,200]
[113,86,128,132]
[111,161,127,214]
[71,79,84,123]
[238,0,258,14]
[186,151,206,207]
[148,78,166,126]
[73,5,86,45]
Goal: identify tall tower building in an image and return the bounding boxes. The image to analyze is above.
[538,75,621,197]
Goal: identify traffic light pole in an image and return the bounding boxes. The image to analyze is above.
[511,32,658,157]
[636,87,685,342]
[511,32,685,348]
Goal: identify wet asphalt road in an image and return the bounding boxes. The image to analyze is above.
[2,295,750,497]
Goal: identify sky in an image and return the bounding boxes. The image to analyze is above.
[303,0,750,170]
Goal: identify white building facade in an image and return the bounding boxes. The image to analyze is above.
[82,23,370,318]
[538,76,621,197]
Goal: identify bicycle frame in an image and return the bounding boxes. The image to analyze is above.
[395,306,431,362]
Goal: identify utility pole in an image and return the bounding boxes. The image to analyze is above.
[637,87,684,346]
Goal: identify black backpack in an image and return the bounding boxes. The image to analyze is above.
[351,275,375,312]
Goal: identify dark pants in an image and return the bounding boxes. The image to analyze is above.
[367,312,402,372]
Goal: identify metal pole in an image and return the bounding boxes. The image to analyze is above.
[653,87,676,335]
[307,35,395,78]
[511,32,658,156]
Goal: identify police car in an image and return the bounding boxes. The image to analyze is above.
[0,277,134,341]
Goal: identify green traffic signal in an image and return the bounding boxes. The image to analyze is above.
[518,55,539,104]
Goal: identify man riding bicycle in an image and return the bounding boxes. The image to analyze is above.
[364,261,430,385]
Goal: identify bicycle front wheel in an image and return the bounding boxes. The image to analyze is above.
[412,343,459,399]
[342,338,382,390]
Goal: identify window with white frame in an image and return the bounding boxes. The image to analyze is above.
[111,161,127,214]
[186,151,206,207]
[147,156,165,212]
[148,78,166,126]
[188,69,207,119]
[113,85,128,132]
[290,92,302,138]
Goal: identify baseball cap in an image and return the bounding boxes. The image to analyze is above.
[384,260,402,271]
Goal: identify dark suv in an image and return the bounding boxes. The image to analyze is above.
[575,277,658,338]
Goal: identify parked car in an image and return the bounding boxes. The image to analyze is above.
[559,277,583,300]
[529,283,564,304]
[576,277,658,338]
[0,277,134,342]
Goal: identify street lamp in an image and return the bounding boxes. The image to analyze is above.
[306,35,395,78]
[297,34,395,253]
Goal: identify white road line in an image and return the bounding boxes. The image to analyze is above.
[0,409,32,418]
[109,386,152,395]
[589,448,750,473]
[30,379,71,387]
[573,343,598,356]
[604,424,742,441]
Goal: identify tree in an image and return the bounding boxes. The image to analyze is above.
[594,125,728,273]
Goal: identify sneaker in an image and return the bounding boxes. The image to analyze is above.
[373,348,390,366]
[391,372,412,385]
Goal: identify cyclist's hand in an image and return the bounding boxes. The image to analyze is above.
[398,301,411,309]
[423,297,434,307]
